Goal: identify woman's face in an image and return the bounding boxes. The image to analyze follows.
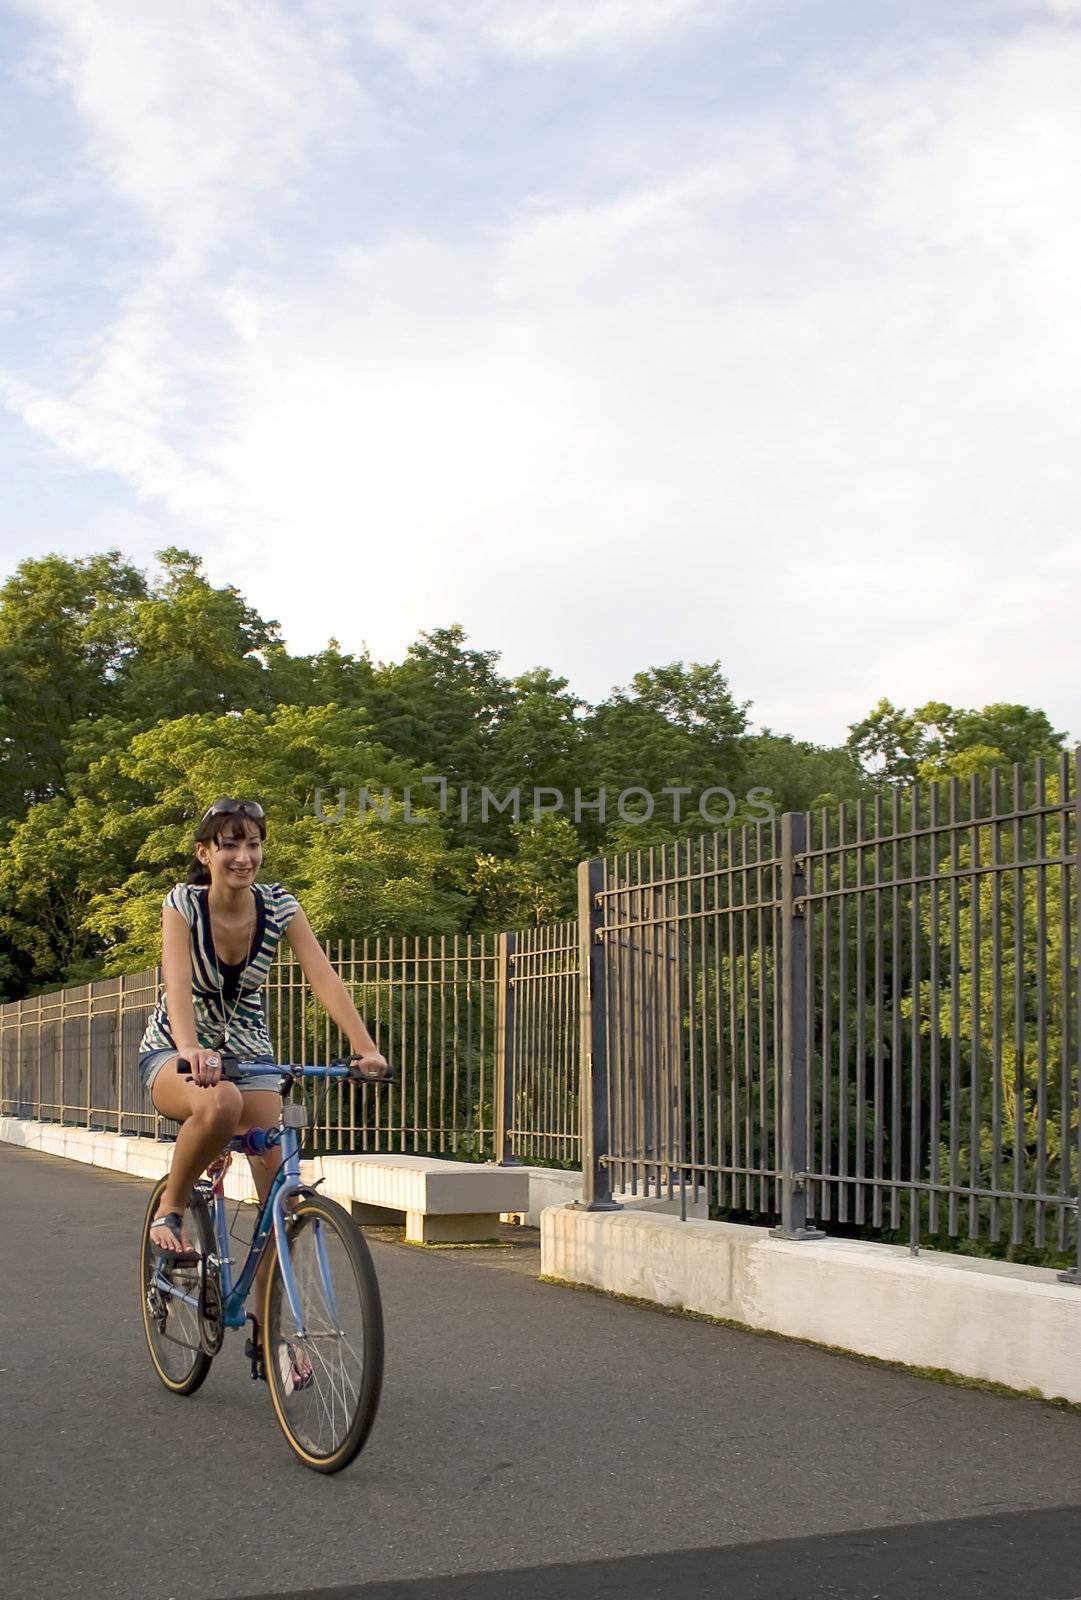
[198,819,264,888]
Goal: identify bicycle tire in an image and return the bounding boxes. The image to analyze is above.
[262,1195,384,1473]
[139,1176,215,1397]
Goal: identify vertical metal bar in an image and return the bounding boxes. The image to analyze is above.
[929,783,942,1237]
[855,798,867,1224]
[1011,764,1025,1249]
[838,803,850,1223]
[990,768,1003,1243]
[772,811,823,1240]
[909,784,923,1252]
[872,794,884,1229]
[968,776,982,1240]
[820,809,832,1223]
[1060,748,1081,1285]
[799,819,805,1216]
[1034,759,1049,1249]
[948,777,961,1238]
[493,931,519,1166]
[115,974,125,1134]
[753,830,766,1213]
[711,833,727,1213]
[1057,753,1071,1252]
[890,784,903,1232]
[577,858,619,1209]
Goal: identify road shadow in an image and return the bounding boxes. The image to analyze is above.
[231,1503,1081,1600]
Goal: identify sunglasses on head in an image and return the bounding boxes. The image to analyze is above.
[202,797,265,824]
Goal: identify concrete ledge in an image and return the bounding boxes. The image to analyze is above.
[503,1167,709,1227]
[2,1116,266,1203]
[540,1204,1081,1404]
[310,1153,529,1243]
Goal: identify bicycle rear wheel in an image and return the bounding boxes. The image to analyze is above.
[139,1176,215,1396]
[262,1195,384,1473]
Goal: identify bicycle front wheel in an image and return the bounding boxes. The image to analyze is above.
[139,1176,215,1396]
[262,1195,384,1473]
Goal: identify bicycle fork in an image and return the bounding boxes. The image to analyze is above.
[271,1184,340,1336]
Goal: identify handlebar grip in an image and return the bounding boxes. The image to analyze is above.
[176,1056,191,1075]
[350,1066,398,1085]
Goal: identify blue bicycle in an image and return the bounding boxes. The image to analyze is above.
[139,1061,387,1473]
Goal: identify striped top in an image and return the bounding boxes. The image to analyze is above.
[139,881,300,1059]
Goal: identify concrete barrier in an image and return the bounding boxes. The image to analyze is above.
[311,1153,529,1243]
[502,1167,710,1227]
[541,1204,1081,1404]
[1,1116,263,1202]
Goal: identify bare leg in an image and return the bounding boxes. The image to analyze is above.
[235,1091,286,1322]
[150,1060,244,1251]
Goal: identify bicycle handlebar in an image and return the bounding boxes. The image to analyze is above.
[175,1057,397,1086]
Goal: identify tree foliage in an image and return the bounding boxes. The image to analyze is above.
[0,544,1071,1002]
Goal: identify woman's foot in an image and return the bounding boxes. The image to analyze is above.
[246,1315,313,1391]
[149,1209,195,1256]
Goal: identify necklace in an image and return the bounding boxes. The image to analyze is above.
[210,890,256,1053]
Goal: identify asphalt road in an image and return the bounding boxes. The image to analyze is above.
[2,1142,1080,1600]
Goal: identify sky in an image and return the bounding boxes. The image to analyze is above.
[1,0,1079,747]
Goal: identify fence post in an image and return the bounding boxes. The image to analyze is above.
[577,858,621,1210]
[493,931,521,1166]
[1059,748,1081,1286]
[772,811,824,1241]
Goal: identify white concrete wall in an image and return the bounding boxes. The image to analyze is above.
[308,1152,528,1214]
[0,1116,263,1202]
[541,1204,1081,1404]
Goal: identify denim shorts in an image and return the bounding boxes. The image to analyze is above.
[138,1050,283,1096]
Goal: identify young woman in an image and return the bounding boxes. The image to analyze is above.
[137,797,388,1310]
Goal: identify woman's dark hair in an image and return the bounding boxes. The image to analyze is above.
[186,799,267,885]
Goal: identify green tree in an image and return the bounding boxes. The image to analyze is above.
[80,701,448,971]
[848,699,1067,785]
[0,550,146,814]
[114,547,279,721]
[469,815,581,928]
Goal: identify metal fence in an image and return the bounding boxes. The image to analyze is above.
[265,934,500,1158]
[2,751,1077,1270]
[502,922,580,1167]
[0,931,581,1166]
[578,752,1080,1274]
[0,970,162,1137]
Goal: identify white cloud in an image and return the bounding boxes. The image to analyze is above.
[18,0,359,256]
[3,5,1081,740]
[365,0,718,77]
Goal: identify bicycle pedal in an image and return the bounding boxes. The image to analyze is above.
[244,1337,267,1382]
[244,1314,267,1382]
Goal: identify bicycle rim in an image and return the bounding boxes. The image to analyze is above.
[263,1196,384,1472]
[139,1178,214,1396]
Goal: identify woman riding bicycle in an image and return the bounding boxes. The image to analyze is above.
[137,797,389,1353]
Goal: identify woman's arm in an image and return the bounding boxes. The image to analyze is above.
[162,905,199,1051]
[284,908,386,1066]
[161,906,222,1086]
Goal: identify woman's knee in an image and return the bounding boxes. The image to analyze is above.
[191,1081,244,1131]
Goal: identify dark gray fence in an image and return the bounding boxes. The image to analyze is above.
[2,751,1077,1271]
[581,752,1080,1274]
[0,932,581,1166]
[0,970,163,1137]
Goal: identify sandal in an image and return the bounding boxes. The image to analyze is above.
[246,1314,313,1392]
[149,1211,199,1263]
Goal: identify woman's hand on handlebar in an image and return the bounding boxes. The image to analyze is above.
[176,1046,225,1087]
[349,1050,392,1082]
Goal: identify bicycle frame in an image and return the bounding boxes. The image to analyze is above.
[152,1063,354,1338]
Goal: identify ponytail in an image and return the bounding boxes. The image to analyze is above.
[186,854,211,886]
